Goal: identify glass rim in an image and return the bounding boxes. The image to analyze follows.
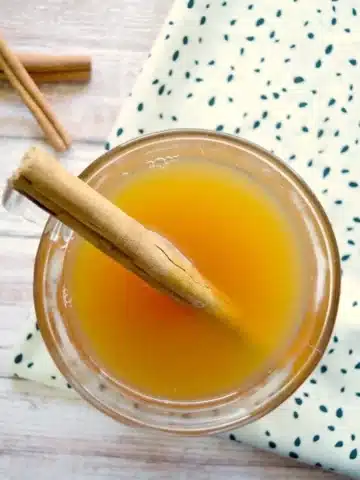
[33,129,341,434]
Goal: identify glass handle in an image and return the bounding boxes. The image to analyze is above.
[2,182,49,227]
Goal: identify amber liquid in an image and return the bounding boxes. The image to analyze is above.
[63,158,303,401]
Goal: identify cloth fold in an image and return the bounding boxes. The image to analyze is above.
[11,0,360,477]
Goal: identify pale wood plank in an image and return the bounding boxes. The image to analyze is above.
[1,0,170,51]
[0,454,341,480]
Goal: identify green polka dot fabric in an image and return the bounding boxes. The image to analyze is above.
[11,0,360,476]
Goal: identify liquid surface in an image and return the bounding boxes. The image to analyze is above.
[64,159,303,401]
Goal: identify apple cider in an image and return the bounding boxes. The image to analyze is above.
[61,157,303,401]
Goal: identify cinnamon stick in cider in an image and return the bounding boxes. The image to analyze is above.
[0,53,91,84]
[9,147,244,335]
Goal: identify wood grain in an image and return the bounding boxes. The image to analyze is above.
[0,2,345,479]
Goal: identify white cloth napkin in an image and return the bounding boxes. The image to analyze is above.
[11,0,360,477]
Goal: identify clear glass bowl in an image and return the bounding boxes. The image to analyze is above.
[3,130,340,435]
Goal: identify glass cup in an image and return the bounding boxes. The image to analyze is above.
[3,130,340,435]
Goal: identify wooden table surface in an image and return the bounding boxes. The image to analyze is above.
[0,1,346,479]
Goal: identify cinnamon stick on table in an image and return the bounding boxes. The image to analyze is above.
[0,70,90,84]
[8,147,244,336]
[0,53,91,84]
[0,37,71,151]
